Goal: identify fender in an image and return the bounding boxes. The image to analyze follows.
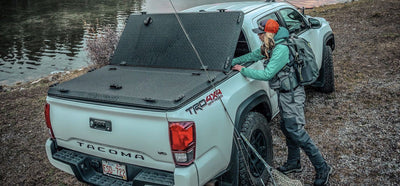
[218,90,272,185]
[314,31,335,87]
[234,90,272,128]
[323,31,335,51]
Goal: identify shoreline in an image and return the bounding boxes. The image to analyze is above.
[0,67,91,92]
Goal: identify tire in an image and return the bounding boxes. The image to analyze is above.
[238,112,273,186]
[317,45,335,93]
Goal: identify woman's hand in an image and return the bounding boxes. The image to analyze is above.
[232,65,244,72]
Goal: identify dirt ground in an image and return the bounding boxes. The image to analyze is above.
[0,0,399,185]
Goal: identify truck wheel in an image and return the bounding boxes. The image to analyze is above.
[317,45,335,93]
[238,112,273,185]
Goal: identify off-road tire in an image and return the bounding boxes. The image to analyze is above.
[238,112,273,185]
[318,45,335,93]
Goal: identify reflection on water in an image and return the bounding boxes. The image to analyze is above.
[0,0,143,85]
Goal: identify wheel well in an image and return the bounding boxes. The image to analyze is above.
[251,102,272,122]
[233,92,272,128]
[325,33,335,51]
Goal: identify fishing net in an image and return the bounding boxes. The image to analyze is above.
[239,133,303,186]
[268,168,303,186]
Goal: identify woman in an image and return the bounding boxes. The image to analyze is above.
[232,19,332,186]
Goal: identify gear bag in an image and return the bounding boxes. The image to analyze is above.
[280,35,319,86]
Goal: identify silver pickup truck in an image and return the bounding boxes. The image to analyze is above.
[44,2,334,185]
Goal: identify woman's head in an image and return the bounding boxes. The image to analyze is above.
[252,19,280,58]
[253,19,279,38]
[253,19,279,41]
[264,19,279,34]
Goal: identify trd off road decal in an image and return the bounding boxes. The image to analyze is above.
[186,89,223,115]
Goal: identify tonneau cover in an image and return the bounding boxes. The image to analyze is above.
[48,66,225,110]
[111,11,244,71]
[48,11,244,110]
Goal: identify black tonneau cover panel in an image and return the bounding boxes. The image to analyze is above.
[48,66,226,110]
[111,11,244,72]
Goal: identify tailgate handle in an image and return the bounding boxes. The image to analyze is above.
[90,118,112,132]
[110,84,122,90]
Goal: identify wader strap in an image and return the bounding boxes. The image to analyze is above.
[289,75,295,103]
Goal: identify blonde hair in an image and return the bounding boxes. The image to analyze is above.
[262,32,275,59]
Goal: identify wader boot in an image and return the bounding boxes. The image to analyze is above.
[314,163,333,186]
[277,159,302,174]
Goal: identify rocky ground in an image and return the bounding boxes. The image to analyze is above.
[0,0,399,185]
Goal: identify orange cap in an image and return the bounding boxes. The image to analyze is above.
[264,19,279,34]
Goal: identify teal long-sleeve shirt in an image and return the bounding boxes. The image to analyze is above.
[231,43,290,81]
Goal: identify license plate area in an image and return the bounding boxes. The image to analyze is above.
[102,160,127,180]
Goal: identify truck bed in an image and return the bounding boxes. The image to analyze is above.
[47,65,226,110]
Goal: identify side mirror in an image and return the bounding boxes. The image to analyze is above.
[308,18,321,28]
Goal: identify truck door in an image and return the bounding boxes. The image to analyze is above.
[277,8,323,68]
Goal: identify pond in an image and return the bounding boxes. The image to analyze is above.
[0,0,349,86]
[0,0,145,85]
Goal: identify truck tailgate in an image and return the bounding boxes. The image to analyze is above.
[47,96,175,172]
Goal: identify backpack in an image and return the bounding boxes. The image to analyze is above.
[280,35,319,86]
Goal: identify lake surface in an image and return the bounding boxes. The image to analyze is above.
[0,0,349,86]
[0,0,145,85]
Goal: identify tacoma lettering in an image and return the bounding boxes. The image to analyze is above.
[77,142,140,160]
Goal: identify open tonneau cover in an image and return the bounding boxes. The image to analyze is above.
[48,11,244,110]
[111,11,244,71]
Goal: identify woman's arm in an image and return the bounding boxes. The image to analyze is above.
[231,48,264,66]
[239,45,289,81]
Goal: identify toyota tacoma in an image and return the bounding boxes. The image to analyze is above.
[44,1,335,185]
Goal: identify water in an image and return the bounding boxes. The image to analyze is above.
[0,0,348,86]
[0,0,143,85]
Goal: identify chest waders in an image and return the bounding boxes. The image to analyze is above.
[278,86,327,175]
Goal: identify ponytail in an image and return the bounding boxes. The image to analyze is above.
[261,33,275,59]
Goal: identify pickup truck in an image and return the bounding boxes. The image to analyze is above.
[44,1,335,186]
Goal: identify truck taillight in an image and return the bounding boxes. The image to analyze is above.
[169,121,196,166]
[45,103,55,139]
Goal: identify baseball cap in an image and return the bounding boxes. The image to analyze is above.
[252,19,279,34]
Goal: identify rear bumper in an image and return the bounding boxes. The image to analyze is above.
[45,139,75,175]
[45,139,199,186]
